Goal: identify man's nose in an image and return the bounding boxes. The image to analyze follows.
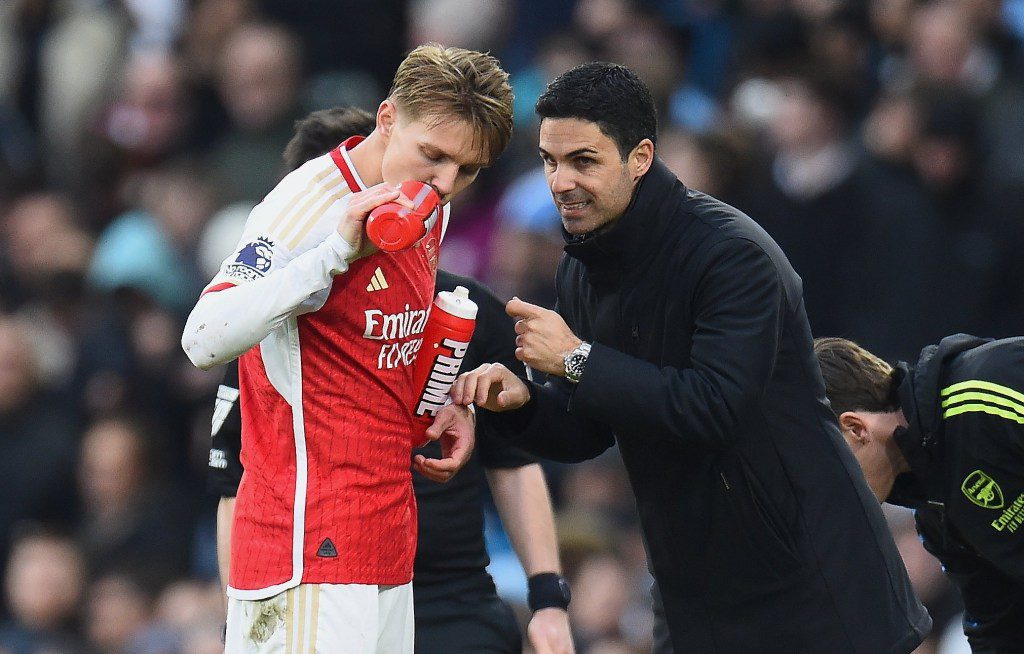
[549,166,576,194]
[430,164,459,198]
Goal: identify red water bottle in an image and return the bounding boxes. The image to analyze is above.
[366,180,441,252]
[410,286,477,446]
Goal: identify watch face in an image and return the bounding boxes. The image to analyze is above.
[566,353,585,378]
[558,577,572,603]
[565,344,590,382]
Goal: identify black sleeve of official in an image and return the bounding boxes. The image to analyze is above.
[570,237,785,451]
[480,265,616,463]
[206,360,244,497]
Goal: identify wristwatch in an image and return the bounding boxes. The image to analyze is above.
[563,341,591,383]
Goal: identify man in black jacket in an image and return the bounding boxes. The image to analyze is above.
[816,335,1024,653]
[453,62,931,653]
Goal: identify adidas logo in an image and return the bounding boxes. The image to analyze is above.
[366,267,389,292]
[317,538,338,558]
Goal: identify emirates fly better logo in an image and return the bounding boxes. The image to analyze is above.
[363,304,429,370]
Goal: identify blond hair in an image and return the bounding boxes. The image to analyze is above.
[814,337,901,417]
[389,43,513,164]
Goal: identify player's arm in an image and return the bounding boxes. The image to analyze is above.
[453,367,616,463]
[207,360,244,597]
[217,497,235,598]
[182,181,409,369]
[487,464,575,654]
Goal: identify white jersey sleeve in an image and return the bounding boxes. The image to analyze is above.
[182,155,358,370]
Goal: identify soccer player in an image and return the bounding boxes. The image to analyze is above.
[815,335,1024,653]
[182,45,514,653]
[209,106,575,654]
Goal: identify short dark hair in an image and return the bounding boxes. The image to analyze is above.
[283,106,376,171]
[814,337,901,417]
[535,62,657,160]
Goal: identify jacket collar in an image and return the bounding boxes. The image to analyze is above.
[562,159,683,274]
[890,334,992,506]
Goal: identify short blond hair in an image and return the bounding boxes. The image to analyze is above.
[389,43,513,164]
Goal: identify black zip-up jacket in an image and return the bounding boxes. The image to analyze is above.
[889,334,1024,653]
[495,160,930,653]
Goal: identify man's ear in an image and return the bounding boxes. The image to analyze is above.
[376,100,397,139]
[630,138,655,180]
[839,411,870,445]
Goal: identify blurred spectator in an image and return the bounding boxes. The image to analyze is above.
[808,6,876,118]
[409,0,511,52]
[600,14,720,133]
[84,572,152,654]
[559,457,636,530]
[489,167,564,307]
[1,193,92,323]
[569,554,633,651]
[76,416,193,588]
[37,0,127,175]
[0,106,40,204]
[510,32,593,132]
[88,163,212,315]
[899,0,1024,187]
[207,22,304,203]
[573,0,637,47]
[118,579,225,654]
[180,0,255,83]
[734,69,864,337]
[902,88,1024,342]
[0,527,86,653]
[121,0,186,54]
[77,50,196,229]
[255,0,405,95]
[195,201,254,282]
[657,128,748,202]
[0,317,79,572]
[862,89,919,168]
[734,68,940,360]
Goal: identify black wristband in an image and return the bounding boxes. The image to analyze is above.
[527,572,571,611]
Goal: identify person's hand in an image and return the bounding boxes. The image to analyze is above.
[337,183,414,258]
[527,608,575,654]
[451,363,530,412]
[413,403,475,482]
[506,297,582,376]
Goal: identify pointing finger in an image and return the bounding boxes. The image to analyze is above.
[506,297,547,320]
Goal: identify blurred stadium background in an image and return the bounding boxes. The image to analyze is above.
[1,0,1022,652]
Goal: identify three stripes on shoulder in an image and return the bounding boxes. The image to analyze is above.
[940,380,1024,424]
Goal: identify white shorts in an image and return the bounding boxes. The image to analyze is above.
[225,582,413,654]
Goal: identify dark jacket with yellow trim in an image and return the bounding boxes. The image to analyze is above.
[493,159,929,653]
[890,334,1024,652]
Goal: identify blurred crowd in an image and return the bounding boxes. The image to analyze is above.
[0,0,1022,652]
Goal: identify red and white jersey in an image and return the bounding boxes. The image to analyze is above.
[182,137,448,600]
